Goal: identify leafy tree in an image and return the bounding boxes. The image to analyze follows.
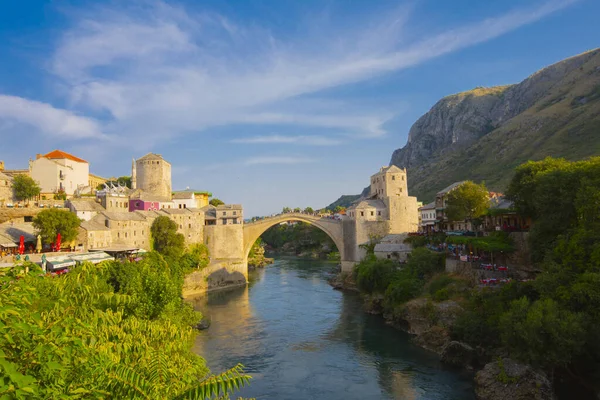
[282,207,291,213]
[500,298,585,368]
[209,198,224,206]
[179,244,210,272]
[0,262,251,399]
[304,207,314,214]
[445,181,489,223]
[105,176,132,188]
[334,205,346,214]
[293,207,301,213]
[151,216,185,258]
[53,189,67,200]
[12,174,41,202]
[33,208,81,245]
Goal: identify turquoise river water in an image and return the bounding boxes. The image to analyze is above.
[190,257,475,400]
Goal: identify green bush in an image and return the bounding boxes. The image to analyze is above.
[354,256,396,294]
[384,270,423,306]
[432,288,450,302]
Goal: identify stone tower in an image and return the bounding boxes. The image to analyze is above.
[369,165,408,199]
[131,158,137,190]
[135,153,172,199]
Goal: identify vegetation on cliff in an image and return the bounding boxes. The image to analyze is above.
[0,255,250,399]
[247,238,273,269]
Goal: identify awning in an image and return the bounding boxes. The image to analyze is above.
[48,260,76,269]
[1,243,17,248]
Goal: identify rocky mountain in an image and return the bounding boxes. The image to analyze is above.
[327,48,600,208]
[391,48,600,202]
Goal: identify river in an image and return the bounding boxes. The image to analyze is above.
[190,257,475,400]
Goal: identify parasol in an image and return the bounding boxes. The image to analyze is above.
[55,233,62,252]
[18,235,25,255]
[36,235,42,253]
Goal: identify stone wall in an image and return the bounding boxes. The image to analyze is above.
[385,195,420,234]
[204,224,244,261]
[182,259,247,297]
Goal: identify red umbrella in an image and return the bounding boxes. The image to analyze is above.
[18,235,25,255]
[55,233,62,252]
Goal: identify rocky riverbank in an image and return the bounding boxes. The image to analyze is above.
[328,273,555,400]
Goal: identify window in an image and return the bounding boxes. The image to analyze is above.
[233,211,237,215]
[392,175,396,180]
[117,232,120,238]
[183,204,186,209]
[179,204,182,209]
[179,224,182,229]
[378,211,381,216]
[223,211,226,216]
[402,175,404,181]
[125,232,128,238]
[360,211,364,217]
[188,224,191,228]
[134,231,136,236]
[370,211,374,216]
[387,255,391,259]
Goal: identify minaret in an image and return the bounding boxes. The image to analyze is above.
[131,158,137,189]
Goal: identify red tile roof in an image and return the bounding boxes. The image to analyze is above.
[43,150,88,163]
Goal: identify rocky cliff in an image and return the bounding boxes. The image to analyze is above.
[388,48,600,201]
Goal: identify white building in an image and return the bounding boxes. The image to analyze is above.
[67,199,106,221]
[419,202,436,233]
[30,150,90,196]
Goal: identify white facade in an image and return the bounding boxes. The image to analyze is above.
[419,202,436,232]
[30,154,89,196]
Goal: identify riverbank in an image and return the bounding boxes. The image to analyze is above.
[329,271,587,400]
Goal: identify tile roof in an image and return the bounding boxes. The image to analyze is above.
[0,172,12,181]
[137,153,167,162]
[436,181,467,196]
[419,201,436,211]
[43,150,88,163]
[80,220,110,231]
[347,199,386,210]
[100,212,146,221]
[69,199,105,212]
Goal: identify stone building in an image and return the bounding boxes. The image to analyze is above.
[67,199,106,221]
[0,172,13,205]
[419,202,436,233]
[374,234,412,262]
[133,153,172,199]
[30,150,90,196]
[172,189,211,209]
[346,165,419,261]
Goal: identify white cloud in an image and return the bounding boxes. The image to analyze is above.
[244,156,315,166]
[0,95,103,139]
[1,0,578,146]
[231,135,341,146]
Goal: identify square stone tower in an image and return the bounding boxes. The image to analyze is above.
[369,165,408,199]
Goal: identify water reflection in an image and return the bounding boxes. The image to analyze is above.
[190,257,474,399]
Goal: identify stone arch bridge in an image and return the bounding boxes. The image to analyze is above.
[243,213,346,264]
[186,212,369,295]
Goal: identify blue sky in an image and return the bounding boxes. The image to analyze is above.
[0,0,598,216]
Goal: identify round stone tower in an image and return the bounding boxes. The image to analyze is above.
[135,153,172,199]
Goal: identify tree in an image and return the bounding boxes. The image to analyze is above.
[12,175,41,202]
[105,176,132,189]
[151,216,185,258]
[293,207,301,213]
[445,181,489,223]
[282,207,291,213]
[304,207,314,214]
[33,208,81,245]
[334,206,346,214]
[209,198,224,207]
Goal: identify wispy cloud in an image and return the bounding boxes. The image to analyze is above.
[244,156,315,166]
[0,95,103,139]
[0,0,577,147]
[231,135,341,146]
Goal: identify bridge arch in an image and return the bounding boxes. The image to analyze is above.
[242,213,345,262]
